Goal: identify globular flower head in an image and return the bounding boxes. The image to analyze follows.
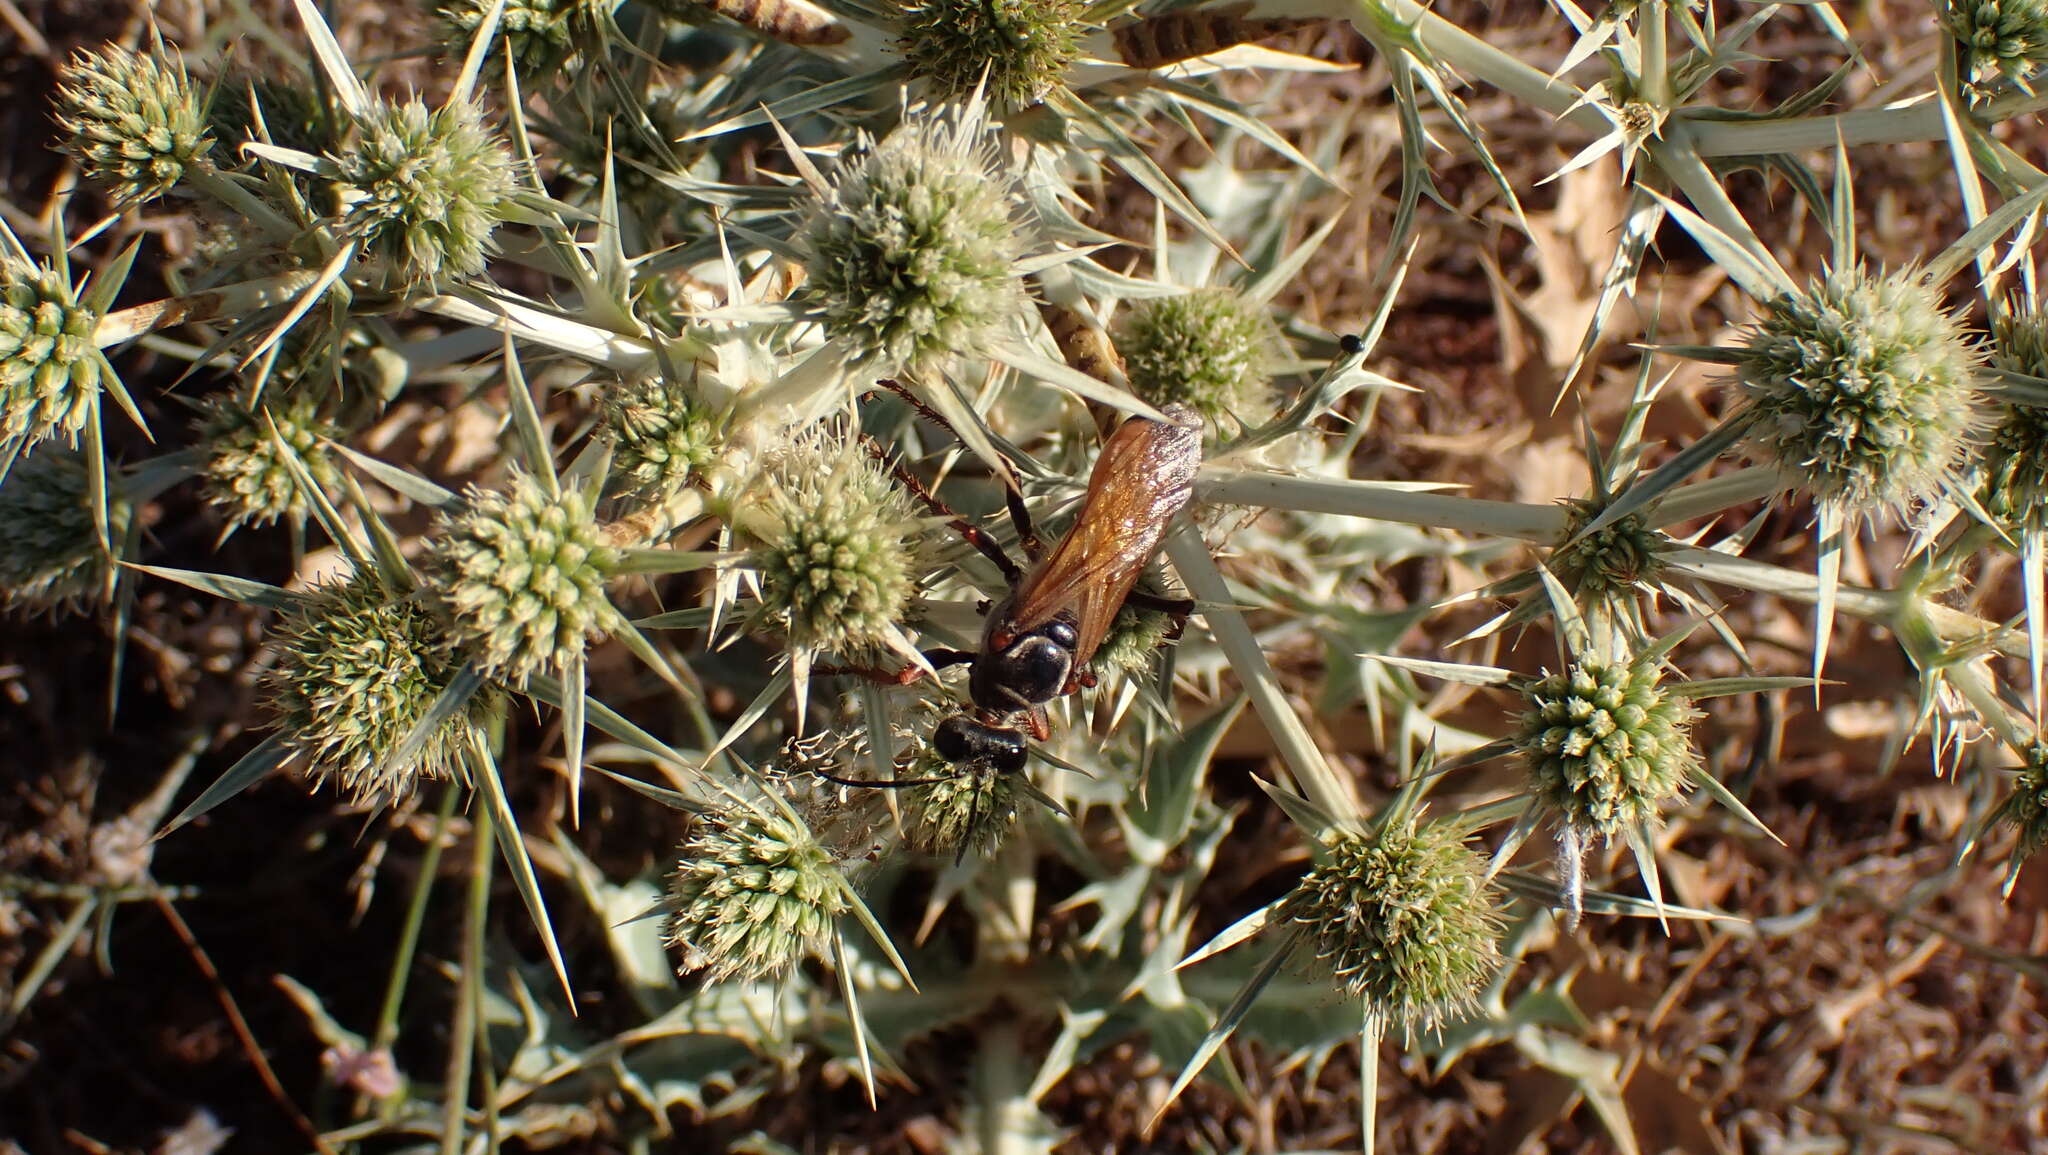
[1118,291,1272,430]
[0,451,127,615]
[664,795,850,984]
[53,43,212,207]
[792,110,1028,375]
[898,0,1083,111]
[1946,0,2048,93]
[1736,266,1983,516]
[424,473,620,683]
[440,0,598,76]
[601,377,720,504]
[1980,307,2048,532]
[1994,744,2048,885]
[747,435,928,656]
[0,260,106,453]
[1090,596,1175,681]
[1279,818,1504,1026]
[1515,657,1700,838]
[331,96,517,287]
[196,393,342,532]
[903,746,1022,857]
[1551,498,1665,601]
[266,573,500,805]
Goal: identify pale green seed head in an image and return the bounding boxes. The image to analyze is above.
[197,393,343,531]
[1736,266,1984,516]
[1118,291,1273,430]
[0,451,126,615]
[1995,744,2048,868]
[424,473,620,682]
[747,436,927,656]
[601,377,720,504]
[266,573,500,805]
[1515,657,1700,838]
[1551,499,1665,601]
[898,0,1083,110]
[440,0,605,75]
[0,261,105,453]
[664,797,850,984]
[793,111,1028,375]
[1091,598,1174,681]
[1981,308,2048,533]
[904,748,1021,857]
[332,96,517,287]
[1280,820,1504,1026]
[53,43,212,207]
[1947,0,2048,91]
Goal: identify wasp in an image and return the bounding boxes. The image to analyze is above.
[690,0,850,47]
[816,382,1203,791]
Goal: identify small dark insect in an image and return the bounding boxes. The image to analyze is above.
[815,382,1203,797]
[1340,333,1365,355]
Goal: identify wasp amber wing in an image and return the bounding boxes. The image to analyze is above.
[1001,406,1202,670]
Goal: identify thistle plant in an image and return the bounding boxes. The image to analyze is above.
[663,792,852,984]
[1515,656,1700,839]
[265,573,500,804]
[423,473,621,683]
[1981,307,2048,533]
[903,758,1023,857]
[0,259,107,454]
[331,96,517,288]
[53,42,213,207]
[196,393,342,532]
[1118,290,1273,430]
[1992,744,2048,892]
[790,106,1030,375]
[0,451,123,614]
[439,0,610,75]
[1945,0,2048,93]
[600,377,720,505]
[1551,498,1665,603]
[1278,818,1504,1027]
[1734,266,1983,518]
[896,0,1084,110]
[744,434,930,660]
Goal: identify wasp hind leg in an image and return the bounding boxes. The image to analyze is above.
[811,648,977,685]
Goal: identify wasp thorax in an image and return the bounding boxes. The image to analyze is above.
[970,621,1076,710]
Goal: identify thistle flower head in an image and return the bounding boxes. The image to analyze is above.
[904,756,1021,857]
[1090,597,1175,680]
[898,0,1083,110]
[747,434,928,656]
[331,96,517,287]
[0,260,106,453]
[1552,499,1665,600]
[53,43,212,207]
[664,795,850,984]
[440,0,599,75]
[197,393,342,531]
[0,451,125,615]
[1946,0,2048,92]
[1279,819,1504,1026]
[1515,656,1700,838]
[265,573,499,805]
[1118,291,1272,430]
[424,473,620,682]
[792,110,1028,374]
[601,377,720,504]
[1994,744,2048,881]
[1981,307,2048,532]
[1736,266,1983,516]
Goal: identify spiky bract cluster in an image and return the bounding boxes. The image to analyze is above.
[1995,744,2048,869]
[1552,499,1664,600]
[440,0,601,75]
[0,452,123,615]
[1516,658,1700,837]
[748,436,927,656]
[898,0,1081,109]
[424,473,620,682]
[793,112,1027,374]
[601,377,720,503]
[331,97,517,287]
[0,261,106,453]
[664,797,849,984]
[1092,599,1175,680]
[1119,291,1271,429]
[1981,308,2048,532]
[1946,0,2048,91]
[1280,820,1504,1026]
[197,393,342,531]
[53,43,212,207]
[1736,267,1983,516]
[266,573,499,804]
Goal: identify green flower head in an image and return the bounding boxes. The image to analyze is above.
[53,42,212,206]
[197,393,343,532]
[332,96,517,287]
[665,795,850,984]
[0,451,126,615]
[1118,291,1272,430]
[898,0,1083,110]
[1515,656,1699,838]
[0,260,106,454]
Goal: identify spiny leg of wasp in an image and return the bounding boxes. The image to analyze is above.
[867,377,1044,560]
[809,647,976,685]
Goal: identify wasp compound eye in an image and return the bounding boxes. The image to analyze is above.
[933,715,1029,773]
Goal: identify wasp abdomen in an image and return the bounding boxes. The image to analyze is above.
[695,0,852,46]
[1112,9,1317,69]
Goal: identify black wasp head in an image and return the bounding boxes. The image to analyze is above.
[932,714,1028,774]
[970,617,1078,711]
